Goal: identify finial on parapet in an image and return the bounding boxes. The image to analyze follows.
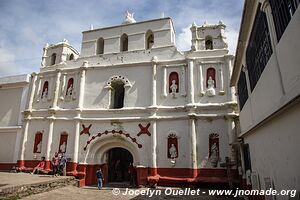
[122,10,136,24]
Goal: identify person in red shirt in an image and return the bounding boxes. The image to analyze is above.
[31,157,46,174]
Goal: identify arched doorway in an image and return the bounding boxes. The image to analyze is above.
[107,147,133,182]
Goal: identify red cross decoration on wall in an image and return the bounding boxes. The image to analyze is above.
[137,123,151,136]
[80,124,92,136]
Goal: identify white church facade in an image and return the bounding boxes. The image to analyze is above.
[0,14,238,186]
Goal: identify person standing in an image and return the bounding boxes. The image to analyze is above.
[128,163,137,187]
[51,152,60,177]
[59,153,67,176]
[96,168,104,190]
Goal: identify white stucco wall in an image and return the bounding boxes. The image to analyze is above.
[0,88,23,126]
[244,102,300,198]
[0,74,30,164]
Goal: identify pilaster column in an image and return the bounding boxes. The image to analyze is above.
[41,43,48,67]
[262,1,285,95]
[35,75,42,102]
[162,66,167,97]
[28,73,38,110]
[219,62,225,95]
[180,65,186,96]
[18,119,30,167]
[242,66,252,98]
[45,117,54,170]
[227,57,235,101]
[189,116,197,177]
[187,59,195,104]
[72,117,81,171]
[60,73,67,100]
[52,70,61,109]
[150,120,157,176]
[151,57,158,107]
[77,62,88,109]
[198,63,204,96]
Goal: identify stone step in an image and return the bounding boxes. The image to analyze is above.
[0,176,77,200]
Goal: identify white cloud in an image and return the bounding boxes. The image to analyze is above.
[0,0,243,77]
[177,26,192,51]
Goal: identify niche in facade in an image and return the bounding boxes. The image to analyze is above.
[169,71,179,96]
[205,36,213,50]
[167,133,178,159]
[41,81,49,100]
[69,53,74,60]
[111,81,125,109]
[97,37,104,54]
[146,30,154,49]
[208,133,219,167]
[33,131,43,153]
[58,132,68,153]
[206,67,216,97]
[50,53,56,65]
[120,34,128,52]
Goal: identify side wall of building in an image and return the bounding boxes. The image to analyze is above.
[0,75,30,170]
[244,102,300,197]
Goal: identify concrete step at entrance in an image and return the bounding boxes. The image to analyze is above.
[105,181,130,188]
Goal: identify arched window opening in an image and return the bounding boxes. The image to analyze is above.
[120,34,128,52]
[111,81,125,109]
[33,132,43,153]
[50,53,56,65]
[205,36,213,50]
[206,68,216,88]
[146,30,154,49]
[169,72,179,93]
[97,37,104,54]
[58,132,68,153]
[69,53,74,60]
[41,81,49,99]
[66,78,74,96]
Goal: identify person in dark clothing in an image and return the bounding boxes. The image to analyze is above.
[59,153,67,176]
[128,163,137,187]
[96,168,104,190]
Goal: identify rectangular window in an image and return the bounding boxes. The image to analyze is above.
[246,5,273,91]
[238,69,248,110]
[269,0,299,41]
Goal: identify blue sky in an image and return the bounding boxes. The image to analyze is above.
[0,0,244,77]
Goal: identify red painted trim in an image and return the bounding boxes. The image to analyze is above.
[0,163,17,170]
[15,160,241,188]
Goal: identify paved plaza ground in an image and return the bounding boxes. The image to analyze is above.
[22,186,243,200]
[0,172,70,190]
[0,172,243,200]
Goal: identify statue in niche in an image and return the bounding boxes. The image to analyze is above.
[208,143,219,167]
[36,141,41,153]
[41,88,48,101]
[169,80,178,98]
[206,76,216,97]
[65,84,74,101]
[67,84,73,96]
[169,144,178,159]
[60,141,66,153]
